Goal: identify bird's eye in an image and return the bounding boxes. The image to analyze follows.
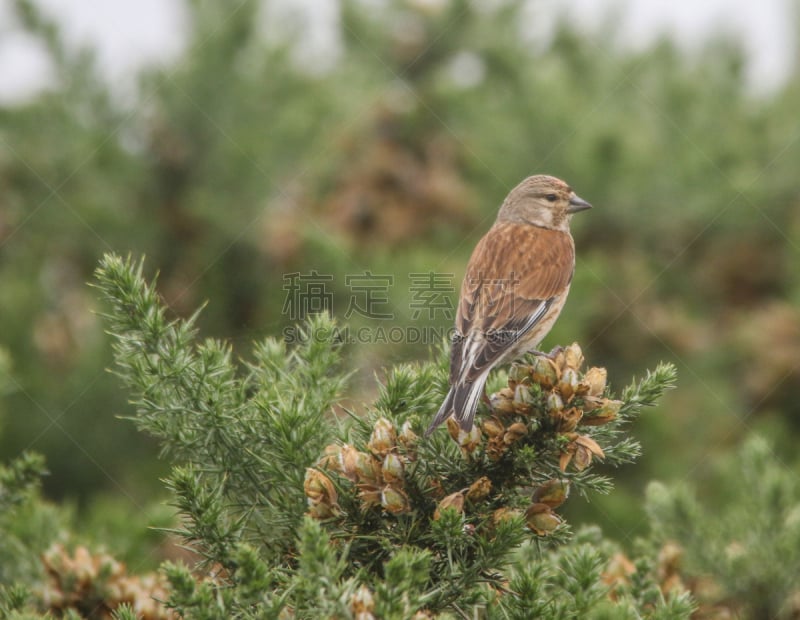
[545,194,558,202]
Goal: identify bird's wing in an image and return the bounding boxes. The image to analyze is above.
[451,222,575,385]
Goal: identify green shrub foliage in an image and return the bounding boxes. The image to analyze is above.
[88,254,685,618]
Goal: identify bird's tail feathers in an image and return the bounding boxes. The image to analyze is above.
[452,372,490,431]
[425,371,490,436]
[425,387,455,437]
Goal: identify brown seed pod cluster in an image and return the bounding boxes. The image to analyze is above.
[306,344,619,539]
[485,343,620,471]
[309,418,419,516]
[40,543,175,619]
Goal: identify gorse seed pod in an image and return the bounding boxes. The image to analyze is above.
[582,398,621,426]
[490,388,515,415]
[434,491,465,520]
[492,507,521,525]
[339,444,361,481]
[554,407,582,432]
[381,452,404,483]
[304,468,337,506]
[355,451,382,483]
[564,342,584,370]
[380,486,410,514]
[559,367,580,400]
[482,417,505,438]
[547,392,564,413]
[398,421,419,451]
[318,444,342,471]
[531,356,559,389]
[507,363,531,387]
[447,418,482,455]
[532,479,570,508]
[583,367,607,397]
[503,421,528,445]
[466,476,492,503]
[525,503,562,535]
[368,418,396,456]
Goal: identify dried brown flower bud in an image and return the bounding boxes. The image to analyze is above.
[357,484,382,508]
[562,434,605,471]
[658,541,684,575]
[582,398,621,426]
[531,356,559,389]
[446,417,461,442]
[583,367,607,397]
[304,468,338,506]
[525,503,562,535]
[368,418,396,456]
[513,384,535,414]
[490,388,515,415]
[466,476,492,503]
[434,491,465,520]
[381,485,410,515]
[482,416,505,438]
[355,451,382,483]
[564,342,584,370]
[307,501,340,519]
[558,367,580,400]
[580,395,603,413]
[575,434,605,458]
[339,444,361,481]
[554,407,582,432]
[486,436,508,461]
[532,479,570,508]
[318,444,343,471]
[547,392,564,413]
[508,363,531,388]
[426,476,446,499]
[559,437,577,471]
[462,424,482,453]
[492,507,522,525]
[602,552,636,590]
[381,452,404,483]
[447,418,482,454]
[503,421,528,445]
[398,421,419,450]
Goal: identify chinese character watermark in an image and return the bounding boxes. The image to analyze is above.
[467,272,520,318]
[409,271,454,320]
[281,270,463,344]
[281,271,334,320]
[344,271,394,320]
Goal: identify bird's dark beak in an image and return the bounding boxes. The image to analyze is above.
[566,194,592,214]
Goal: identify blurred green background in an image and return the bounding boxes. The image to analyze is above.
[1,0,799,548]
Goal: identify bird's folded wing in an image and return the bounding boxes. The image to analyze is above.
[451,222,575,384]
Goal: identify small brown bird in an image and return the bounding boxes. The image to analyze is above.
[425,175,592,436]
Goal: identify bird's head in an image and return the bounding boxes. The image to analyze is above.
[497,175,592,232]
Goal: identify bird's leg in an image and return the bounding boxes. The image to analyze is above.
[529,345,564,360]
[546,345,564,359]
[481,390,491,406]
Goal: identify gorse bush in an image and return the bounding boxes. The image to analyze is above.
[76,253,687,618]
[3,254,798,618]
[644,436,800,619]
[2,0,799,616]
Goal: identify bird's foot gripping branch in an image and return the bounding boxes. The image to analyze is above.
[92,253,688,618]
